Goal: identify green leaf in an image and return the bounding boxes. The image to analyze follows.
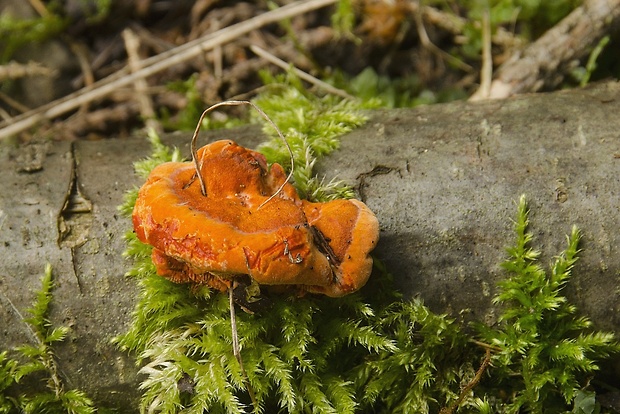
[14,360,46,382]
[44,326,69,344]
[572,390,599,414]
[0,352,17,390]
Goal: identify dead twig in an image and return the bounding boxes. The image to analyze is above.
[27,0,48,16]
[228,284,258,411]
[412,2,473,73]
[439,347,492,414]
[0,91,32,114]
[0,107,12,123]
[68,41,96,89]
[470,9,493,101]
[0,0,338,140]
[0,61,55,81]
[410,2,522,52]
[122,28,161,134]
[57,101,139,140]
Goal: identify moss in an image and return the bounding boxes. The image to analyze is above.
[0,264,96,413]
[115,84,400,413]
[474,196,620,413]
[252,74,371,201]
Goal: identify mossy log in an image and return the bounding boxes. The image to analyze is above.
[1,81,619,408]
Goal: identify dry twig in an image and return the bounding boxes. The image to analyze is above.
[68,41,96,89]
[470,9,493,101]
[439,348,492,414]
[228,284,258,411]
[412,2,473,73]
[27,0,48,16]
[0,91,32,115]
[0,61,55,81]
[122,28,161,133]
[410,2,522,52]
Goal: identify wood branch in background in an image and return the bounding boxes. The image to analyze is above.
[472,0,620,100]
[250,45,354,99]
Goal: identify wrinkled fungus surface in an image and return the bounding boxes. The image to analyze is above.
[133,140,379,297]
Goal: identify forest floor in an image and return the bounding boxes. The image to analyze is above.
[1,0,619,142]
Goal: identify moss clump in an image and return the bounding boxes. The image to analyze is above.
[475,196,620,413]
[0,264,96,413]
[252,73,372,201]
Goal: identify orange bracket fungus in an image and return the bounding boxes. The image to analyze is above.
[132,101,380,298]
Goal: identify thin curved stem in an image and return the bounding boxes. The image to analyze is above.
[229,284,258,412]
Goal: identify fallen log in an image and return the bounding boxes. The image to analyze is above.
[0,81,618,408]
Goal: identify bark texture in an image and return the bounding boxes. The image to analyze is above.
[1,82,619,407]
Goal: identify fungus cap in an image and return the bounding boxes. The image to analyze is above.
[132,140,379,297]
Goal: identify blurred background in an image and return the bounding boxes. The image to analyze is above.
[1,0,618,141]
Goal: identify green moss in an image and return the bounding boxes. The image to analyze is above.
[0,13,67,62]
[118,233,395,412]
[0,264,96,413]
[475,195,620,413]
[116,86,403,412]
[160,75,251,132]
[331,0,356,38]
[115,119,400,412]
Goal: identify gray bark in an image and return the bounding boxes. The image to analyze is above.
[1,81,619,408]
